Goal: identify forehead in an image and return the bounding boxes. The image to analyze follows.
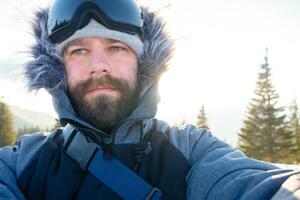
[64,37,125,50]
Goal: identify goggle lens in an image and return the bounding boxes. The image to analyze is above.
[48,0,143,43]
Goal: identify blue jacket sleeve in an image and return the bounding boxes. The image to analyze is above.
[0,145,25,200]
[0,133,48,200]
[184,127,299,200]
[161,122,300,200]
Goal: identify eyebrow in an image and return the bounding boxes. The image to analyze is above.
[105,38,122,44]
[63,39,85,53]
[64,38,123,52]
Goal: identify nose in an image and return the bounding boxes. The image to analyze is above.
[88,47,111,75]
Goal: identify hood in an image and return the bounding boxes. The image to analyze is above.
[24,6,174,133]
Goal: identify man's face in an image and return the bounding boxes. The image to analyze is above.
[63,37,139,132]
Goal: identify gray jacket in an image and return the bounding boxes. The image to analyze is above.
[0,6,299,200]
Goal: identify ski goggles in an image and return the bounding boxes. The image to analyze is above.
[48,0,144,44]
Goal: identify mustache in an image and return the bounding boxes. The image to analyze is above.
[74,75,133,94]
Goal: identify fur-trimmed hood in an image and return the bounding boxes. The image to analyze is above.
[24,6,174,133]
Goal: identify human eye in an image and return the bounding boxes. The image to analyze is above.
[70,48,87,55]
[109,44,128,52]
[110,46,124,51]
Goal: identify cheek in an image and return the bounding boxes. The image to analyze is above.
[116,57,138,80]
[64,60,87,87]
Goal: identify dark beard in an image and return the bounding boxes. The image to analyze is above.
[68,75,138,133]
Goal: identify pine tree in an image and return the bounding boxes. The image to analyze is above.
[53,119,61,129]
[17,119,61,139]
[17,126,41,139]
[288,99,300,163]
[43,119,61,133]
[238,49,293,163]
[0,100,16,147]
[196,105,209,129]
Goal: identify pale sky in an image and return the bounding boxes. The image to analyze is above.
[1,0,300,145]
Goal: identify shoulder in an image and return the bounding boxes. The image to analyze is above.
[0,129,64,199]
[155,119,229,164]
[0,130,61,179]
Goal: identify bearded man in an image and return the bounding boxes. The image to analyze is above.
[0,0,300,199]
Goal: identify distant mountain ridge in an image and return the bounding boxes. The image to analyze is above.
[10,105,56,131]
